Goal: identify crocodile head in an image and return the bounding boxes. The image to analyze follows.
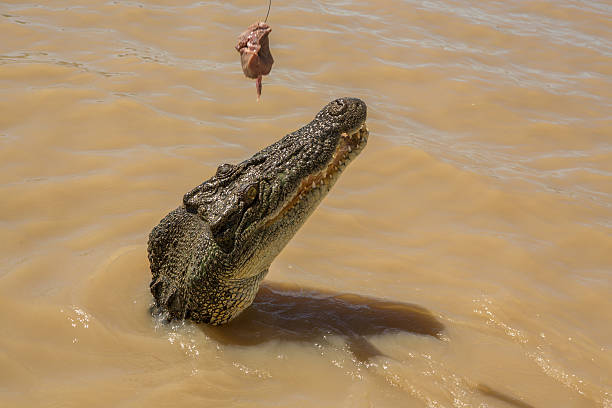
[148,97,368,324]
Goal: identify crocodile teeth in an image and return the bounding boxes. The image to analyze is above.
[312,182,316,189]
[348,146,352,153]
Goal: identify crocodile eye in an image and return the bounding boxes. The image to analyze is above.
[328,100,347,116]
[242,184,258,206]
[216,163,234,178]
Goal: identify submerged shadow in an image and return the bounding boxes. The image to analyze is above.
[200,281,444,361]
[197,284,532,406]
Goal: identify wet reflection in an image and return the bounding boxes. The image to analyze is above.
[201,281,444,361]
[476,383,536,408]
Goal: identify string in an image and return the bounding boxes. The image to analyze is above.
[264,0,271,22]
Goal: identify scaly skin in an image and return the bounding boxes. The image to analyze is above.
[148,98,369,324]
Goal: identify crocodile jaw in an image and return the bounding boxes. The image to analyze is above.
[266,122,369,226]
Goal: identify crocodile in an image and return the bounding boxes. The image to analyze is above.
[147,97,368,325]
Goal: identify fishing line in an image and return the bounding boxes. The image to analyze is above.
[264,0,271,22]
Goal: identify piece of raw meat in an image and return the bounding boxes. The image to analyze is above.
[236,22,274,100]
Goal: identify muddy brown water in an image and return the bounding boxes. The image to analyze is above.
[1,1,611,407]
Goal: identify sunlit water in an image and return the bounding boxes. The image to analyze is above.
[1,1,610,407]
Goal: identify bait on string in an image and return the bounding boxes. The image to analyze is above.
[235,0,274,100]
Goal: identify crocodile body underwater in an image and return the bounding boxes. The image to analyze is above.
[148,97,368,325]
